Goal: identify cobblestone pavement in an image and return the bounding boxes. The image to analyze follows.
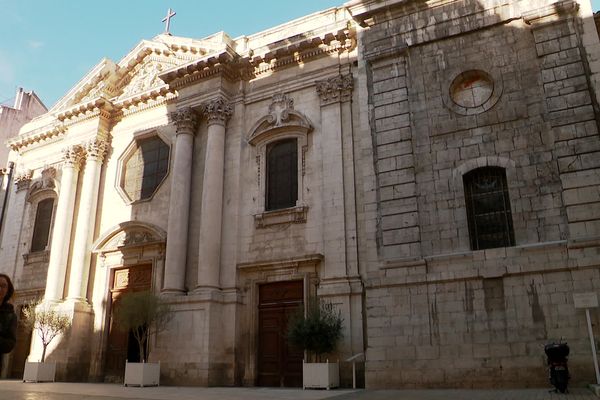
[0,381,596,400]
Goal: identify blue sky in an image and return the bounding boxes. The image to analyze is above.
[1,0,599,109]
[0,0,341,108]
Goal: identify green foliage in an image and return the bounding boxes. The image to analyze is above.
[22,299,71,362]
[287,300,343,362]
[113,291,172,362]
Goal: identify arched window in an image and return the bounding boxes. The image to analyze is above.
[266,139,298,211]
[31,198,54,252]
[464,167,514,250]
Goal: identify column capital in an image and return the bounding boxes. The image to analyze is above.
[85,138,109,163]
[315,74,354,106]
[202,97,233,127]
[171,107,199,134]
[14,170,33,192]
[62,145,86,169]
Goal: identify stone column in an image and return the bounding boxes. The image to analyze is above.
[44,145,84,302]
[195,97,232,291]
[163,107,198,294]
[67,138,108,301]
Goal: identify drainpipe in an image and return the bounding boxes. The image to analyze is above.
[0,162,15,233]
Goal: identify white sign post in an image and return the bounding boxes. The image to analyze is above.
[573,292,600,385]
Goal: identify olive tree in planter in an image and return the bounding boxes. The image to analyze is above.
[21,300,71,382]
[113,290,172,387]
[287,300,343,389]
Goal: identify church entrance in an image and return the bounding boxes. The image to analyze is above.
[104,264,152,382]
[257,280,304,387]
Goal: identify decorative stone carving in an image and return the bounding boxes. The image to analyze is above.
[120,61,167,99]
[202,97,233,126]
[85,138,109,162]
[247,94,312,146]
[14,170,33,192]
[106,229,158,250]
[267,94,294,127]
[63,145,86,169]
[28,167,57,197]
[315,74,354,105]
[171,107,198,134]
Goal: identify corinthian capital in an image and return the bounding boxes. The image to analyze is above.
[171,107,198,134]
[315,74,354,106]
[63,145,86,169]
[85,138,109,162]
[14,170,33,192]
[202,97,233,126]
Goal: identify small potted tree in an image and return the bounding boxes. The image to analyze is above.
[287,299,343,389]
[113,290,172,387]
[22,300,71,382]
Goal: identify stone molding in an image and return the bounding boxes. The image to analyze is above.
[85,138,109,162]
[63,145,86,169]
[523,0,579,26]
[14,170,33,192]
[202,97,233,127]
[315,74,354,106]
[171,107,199,134]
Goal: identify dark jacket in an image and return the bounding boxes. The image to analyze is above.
[0,303,17,354]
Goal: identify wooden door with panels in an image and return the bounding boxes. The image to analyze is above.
[257,280,304,387]
[104,264,152,382]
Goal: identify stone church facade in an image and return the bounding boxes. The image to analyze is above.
[2,0,600,389]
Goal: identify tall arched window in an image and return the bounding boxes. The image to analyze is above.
[464,167,514,250]
[31,198,54,252]
[266,138,298,211]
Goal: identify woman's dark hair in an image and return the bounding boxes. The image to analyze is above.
[0,274,14,304]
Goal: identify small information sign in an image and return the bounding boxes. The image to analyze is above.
[574,292,599,309]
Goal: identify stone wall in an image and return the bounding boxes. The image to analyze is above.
[353,0,600,388]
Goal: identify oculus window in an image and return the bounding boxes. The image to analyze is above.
[464,167,515,250]
[120,135,170,203]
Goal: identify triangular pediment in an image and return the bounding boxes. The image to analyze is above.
[49,33,234,113]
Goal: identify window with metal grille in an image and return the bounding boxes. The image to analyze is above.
[266,139,297,211]
[123,136,170,202]
[464,167,515,250]
[31,198,54,252]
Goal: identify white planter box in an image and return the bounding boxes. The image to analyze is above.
[124,361,160,387]
[23,361,56,383]
[303,361,339,389]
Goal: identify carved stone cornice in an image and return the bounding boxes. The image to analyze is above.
[14,170,33,192]
[85,138,109,162]
[62,145,86,169]
[202,97,233,127]
[8,125,67,153]
[171,107,198,134]
[315,74,354,106]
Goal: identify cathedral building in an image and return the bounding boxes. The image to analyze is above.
[2,0,600,389]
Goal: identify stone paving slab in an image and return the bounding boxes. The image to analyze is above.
[0,381,596,400]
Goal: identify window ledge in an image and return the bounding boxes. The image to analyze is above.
[254,205,308,229]
[23,250,49,265]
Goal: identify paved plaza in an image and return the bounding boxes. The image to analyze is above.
[0,381,597,400]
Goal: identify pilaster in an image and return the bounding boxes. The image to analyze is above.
[316,74,355,278]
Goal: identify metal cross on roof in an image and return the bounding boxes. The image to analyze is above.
[162,8,176,34]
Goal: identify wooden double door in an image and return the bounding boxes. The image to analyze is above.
[257,280,304,387]
[104,264,152,382]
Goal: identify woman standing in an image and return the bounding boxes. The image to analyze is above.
[0,274,16,374]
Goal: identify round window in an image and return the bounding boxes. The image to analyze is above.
[450,70,494,108]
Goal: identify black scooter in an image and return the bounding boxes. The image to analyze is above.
[544,341,570,393]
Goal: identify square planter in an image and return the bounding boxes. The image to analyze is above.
[124,361,160,387]
[23,361,56,383]
[302,361,339,389]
